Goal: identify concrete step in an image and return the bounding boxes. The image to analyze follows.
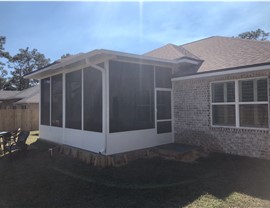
[151,143,207,162]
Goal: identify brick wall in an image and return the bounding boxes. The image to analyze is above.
[173,70,270,159]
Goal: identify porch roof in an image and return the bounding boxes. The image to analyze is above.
[25,49,201,79]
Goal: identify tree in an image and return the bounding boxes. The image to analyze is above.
[0,36,10,90]
[61,53,71,59]
[237,29,270,41]
[9,47,50,90]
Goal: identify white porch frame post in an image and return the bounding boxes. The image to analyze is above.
[104,60,109,154]
[81,69,84,130]
[62,71,66,144]
[49,77,52,126]
[39,80,41,127]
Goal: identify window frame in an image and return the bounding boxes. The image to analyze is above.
[211,81,236,127]
[210,76,269,130]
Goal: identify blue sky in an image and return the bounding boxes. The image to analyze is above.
[0,1,270,63]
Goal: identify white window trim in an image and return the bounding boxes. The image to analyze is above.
[210,76,269,130]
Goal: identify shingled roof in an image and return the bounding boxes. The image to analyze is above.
[145,36,270,73]
[145,43,201,61]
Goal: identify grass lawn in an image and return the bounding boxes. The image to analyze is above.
[1,131,270,208]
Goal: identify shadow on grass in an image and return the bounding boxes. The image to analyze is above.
[0,139,270,208]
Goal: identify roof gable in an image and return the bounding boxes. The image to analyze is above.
[181,36,270,72]
[145,36,270,73]
[144,43,201,61]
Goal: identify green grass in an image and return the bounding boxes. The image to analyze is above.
[1,132,270,207]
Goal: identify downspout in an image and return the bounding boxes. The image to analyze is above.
[84,57,108,155]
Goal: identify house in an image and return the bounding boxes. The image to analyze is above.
[25,36,270,159]
[0,86,39,131]
[0,90,20,109]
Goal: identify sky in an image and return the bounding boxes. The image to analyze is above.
[0,1,270,63]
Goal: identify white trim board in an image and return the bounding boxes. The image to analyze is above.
[172,64,270,82]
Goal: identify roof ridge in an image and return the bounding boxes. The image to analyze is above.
[175,45,202,60]
[181,35,270,47]
[167,43,185,56]
[180,36,217,47]
[215,35,270,44]
[143,43,175,55]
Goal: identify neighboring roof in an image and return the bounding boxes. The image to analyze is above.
[15,91,39,104]
[11,85,39,100]
[0,91,20,100]
[0,86,39,104]
[144,43,201,61]
[145,36,270,73]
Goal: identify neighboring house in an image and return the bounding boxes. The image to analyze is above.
[25,36,270,159]
[0,90,20,109]
[0,86,39,131]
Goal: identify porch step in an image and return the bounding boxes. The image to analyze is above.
[151,143,207,162]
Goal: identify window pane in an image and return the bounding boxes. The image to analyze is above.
[226,82,235,102]
[212,83,224,102]
[155,66,172,88]
[41,78,50,125]
[51,74,63,127]
[212,82,235,103]
[212,105,235,126]
[66,70,82,129]
[109,61,154,133]
[84,67,102,132]
[257,79,268,101]
[240,104,268,128]
[157,121,172,134]
[157,91,171,120]
[239,80,254,102]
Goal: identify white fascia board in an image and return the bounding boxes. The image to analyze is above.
[172,64,270,82]
[99,49,177,64]
[24,50,102,79]
[176,58,200,65]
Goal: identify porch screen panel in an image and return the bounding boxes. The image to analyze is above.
[109,61,154,133]
[51,74,63,127]
[157,121,172,134]
[155,66,172,88]
[66,70,82,129]
[41,78,50,125]
[83,67,102,132]
[157,91,171,120]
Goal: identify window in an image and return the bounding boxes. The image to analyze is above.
[51,74,63,127]
[211,78,268,129]
[83,67,102,132]
[66,70,82,129]
[41,78,50,125]
[211,82,236,126]
[239,78,268,128]
[109,61,154,133]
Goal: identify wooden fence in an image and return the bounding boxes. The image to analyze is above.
[0,104,39,131]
